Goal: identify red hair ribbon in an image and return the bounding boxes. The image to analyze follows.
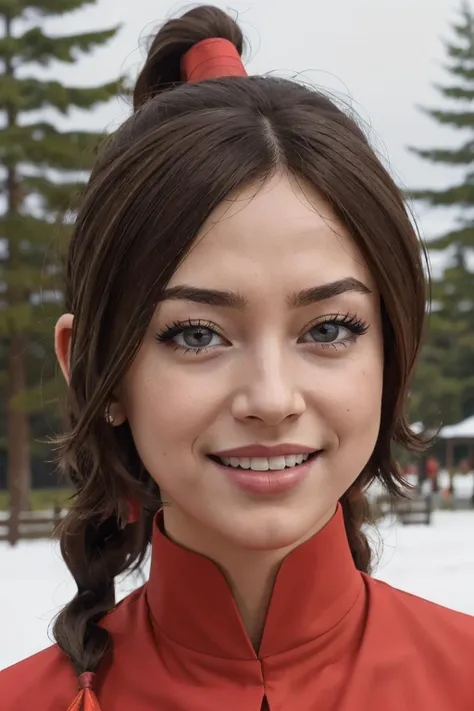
[127,495,141,524]
[66,672,101,711]
[181,37,247,83]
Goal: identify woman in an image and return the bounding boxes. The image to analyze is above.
[2,5,474,710]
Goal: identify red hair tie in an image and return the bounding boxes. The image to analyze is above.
[181,37,247,83]
[66,672,101,711]
[127,495,141,524]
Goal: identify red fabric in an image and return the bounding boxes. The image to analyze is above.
[2,506,474,710]
[180,38,247,83]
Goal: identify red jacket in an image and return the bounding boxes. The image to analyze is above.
[2,506,474,710]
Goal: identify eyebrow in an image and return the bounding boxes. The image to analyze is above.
[158,277,371,310]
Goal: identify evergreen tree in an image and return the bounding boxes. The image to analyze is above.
[408,0,474,429]
[0,0,123,529]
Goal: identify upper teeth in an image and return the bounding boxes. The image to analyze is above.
[220,454,311,471]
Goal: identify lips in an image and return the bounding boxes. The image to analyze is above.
[212,451,318,495]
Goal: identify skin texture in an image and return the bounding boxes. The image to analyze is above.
[55,172,384,645]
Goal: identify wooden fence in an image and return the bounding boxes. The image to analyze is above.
[371,492,432,525]
[0,506,66,545]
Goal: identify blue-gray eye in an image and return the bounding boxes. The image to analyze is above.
[308,323,344,343]
[179,326,215,348]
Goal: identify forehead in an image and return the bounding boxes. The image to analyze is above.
[169,173,375,292]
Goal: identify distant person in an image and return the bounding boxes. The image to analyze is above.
[448,468,456,497]
[2,5,474,711]
[459,458,474,507]
[426,456,440,493]
[459,458,470,475]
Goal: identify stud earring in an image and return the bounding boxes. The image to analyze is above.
[104,402,115,426]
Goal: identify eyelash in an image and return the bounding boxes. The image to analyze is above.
[307,313,369,348]
[155,314,369,356]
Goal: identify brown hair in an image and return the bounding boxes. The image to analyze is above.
[53,4,427,680]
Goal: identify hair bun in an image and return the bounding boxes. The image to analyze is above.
[133,5,244,111]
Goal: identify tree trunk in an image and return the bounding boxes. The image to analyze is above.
[4,14,31,543]
[7,332,31,544]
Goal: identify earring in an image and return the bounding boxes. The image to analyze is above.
[104,402,115,426]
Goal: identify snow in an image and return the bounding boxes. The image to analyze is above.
[372,511,474,615]
[2,510,474,671]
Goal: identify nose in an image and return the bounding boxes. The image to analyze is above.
[231,348,306,425]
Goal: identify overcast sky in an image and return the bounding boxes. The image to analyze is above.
[37,0,471,246]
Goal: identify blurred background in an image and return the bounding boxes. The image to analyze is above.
[2,0,474,670]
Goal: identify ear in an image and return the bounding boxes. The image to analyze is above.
[55,313,128,426]
[55,313,74,384]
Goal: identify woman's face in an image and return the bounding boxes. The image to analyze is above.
[120,173,384,551]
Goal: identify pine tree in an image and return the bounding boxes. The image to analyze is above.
[409,0,474,428]
[0,0,124,536]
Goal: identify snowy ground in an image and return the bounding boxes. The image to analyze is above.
[2,509,474,671]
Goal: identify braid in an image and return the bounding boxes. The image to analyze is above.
[53,508,154,676]
[51,375,161,677]
[340,477,374,575]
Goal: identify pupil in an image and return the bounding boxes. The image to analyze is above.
[184,327,212,348]
[313,323,339,342]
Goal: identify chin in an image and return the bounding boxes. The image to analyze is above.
[216,504,334,553]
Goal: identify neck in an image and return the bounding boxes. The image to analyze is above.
[162,505,335,650]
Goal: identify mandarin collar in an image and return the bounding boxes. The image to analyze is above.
[145,504,363,659]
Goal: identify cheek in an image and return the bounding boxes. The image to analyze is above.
[319,354,383,444]
[121,353,222,458]
[342,385,382,446]
[316,357,383,495]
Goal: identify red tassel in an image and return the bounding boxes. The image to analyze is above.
[66,672,102,711]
